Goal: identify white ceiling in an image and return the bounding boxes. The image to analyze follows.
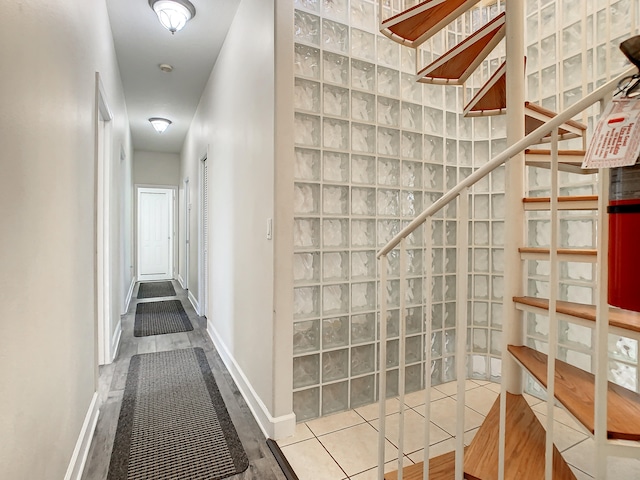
[106,0,241,153]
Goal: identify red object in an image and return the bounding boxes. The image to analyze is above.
[608,198,640,312]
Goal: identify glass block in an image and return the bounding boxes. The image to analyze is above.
[473,221,489,246]
[295,43,320,78]
[424,107,443,135]
[323,185,348,215]
[350,375,375,408]
[293,320,320,354]
[490,330,502,355]
[458,140,472,166]
[405,364,422,392]
[294,252,320,283]
[404,335,422,364]
[294,148,320,181]
[377,97,400,127]
[295,10,320,45]
[293,387,319,421]
[474,195,490,219]
[378,128,400,156]
[443,356,456,382]
[322,19,348,53]
[294,78,320,112]
[322,0,347,21]
[351,28,375,61]
[377,220,400,247]
[377,36,399,68]
[295,0,319,10]
[406,307,422,335]
[474,275,489,299]
[402,132,422,160]
[401,191,421,218]
[293,183,319,215]
[352,281,376,311]
[378,67,400,96]
[402,73,422,103]
[431,358,443,385]
[491,303,502,328]
[473,248,489,272]
[424,135,444,164]
[351,123,376,153]
[323,51,348,85]
[444,275,456,301]
[385,338,400,368]
[424,84,443,107]
[350,0,374,30]
[378,157,400,186]
[377,189,399,216]
[323,219,348,248]
[294,218,320,249]
[293,354,320,388]
[473,302,488,326]
[323,348,348,382]
[406,278,423,305]
[351,187,375,216]
[322,381,349,415]
[386,279,401,309]
[492,248,504,273]
[560,321,592,350]
[432,248,444,274]
[445,249,456,273]
[540,4,555,37]
[540,35,556,67]
[386,369,399,398]
[352,219,376,247]
[323,251,349,281]
[492,222,504,246]
[351,91,375,122]
[294,286,320,319]
[471,354,487,378]
[323,84,349,117]
[561,219,594,248]
[351,59,375,91]
[386,250,400,277]
[294,113,321,146]
[323,117,349,150]
[323,151,349,182]
[402,161,422,188]
[323,283,349,314]
[609,335,638,363]
[351,344,375,375]
[352,251,376,279]
[351,155,375,184]
[352,313,376,344]
[473,328,488,353]
[492,276,503,300]
[424,162,444,190]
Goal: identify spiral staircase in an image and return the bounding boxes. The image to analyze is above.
[375,1,640,478]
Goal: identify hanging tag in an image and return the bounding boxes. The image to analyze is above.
[582,97,640,169]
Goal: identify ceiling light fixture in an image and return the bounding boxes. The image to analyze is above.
[149,117,172,133]
[148,0,196,34]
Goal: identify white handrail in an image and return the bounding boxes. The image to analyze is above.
[376,65,635,258]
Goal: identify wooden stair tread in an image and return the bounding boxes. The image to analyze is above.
[524,149,596,174]
[464,60,506,116]
[525,102,587,131]
[518,247,597,256]
[525,149,586,156]
[417,13,505,85]
[513,296,640,334]
[522,196,598,211]
[385,450,457,480]
[525,102,586,141]
[381,0,480,48]
[508,345,640,441]
[464,393,576,479]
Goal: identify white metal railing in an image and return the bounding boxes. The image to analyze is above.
[375,65,636,480]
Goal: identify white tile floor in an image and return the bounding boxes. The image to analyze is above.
[278,380,640,480]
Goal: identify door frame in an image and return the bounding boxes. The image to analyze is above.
[95,73,114,366]
[198,154,208,317]
[135,184,177,282]
[183,177,190,290]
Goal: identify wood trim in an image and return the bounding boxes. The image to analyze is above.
[513,296,640,334]
[522,195,598,211]
[518,247,597,256]
[525,149,586,156]
[508,345,640,441]
[385,450,458,480]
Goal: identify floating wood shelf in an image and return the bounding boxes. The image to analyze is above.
[513,296,640,335]
[509,345,640,441]
[524,149,596,175]
[522,195,598,211]
[385,450,457,480]
[525,102,587,142]
[381,0,481,48]
[464,393,576,480]
[518,247,597,263]
[417,13,505,85]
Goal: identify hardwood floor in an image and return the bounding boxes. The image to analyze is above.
[81,282,286,480]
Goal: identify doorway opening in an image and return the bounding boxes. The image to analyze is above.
[137,187,175,282]
[199,156,208,317]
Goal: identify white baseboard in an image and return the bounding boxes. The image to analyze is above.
[111,320,122,362]
[64,393,99,480]
[177,274,186,289]
[123,277,135,314]
[206,323,296,440]
[188,290,200,316]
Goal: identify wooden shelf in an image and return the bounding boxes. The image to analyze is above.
[522,195,598,211]
[524,148,596,175]
[385,450,457,480]
[508,345,640,441]
[518,247,597,263]
[513,296,640,335]
[381,0,480,48]
[464,393,576,479]
[417,13,505,85]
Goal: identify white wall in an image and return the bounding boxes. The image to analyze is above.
[133,150,181,186]
[179,0,294,438]
[0,0,131,477]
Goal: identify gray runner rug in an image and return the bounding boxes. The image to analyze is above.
[134,300,193,337]
[137,281,176,299]
[107,348,249,480]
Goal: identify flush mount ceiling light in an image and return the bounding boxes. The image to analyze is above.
[149,117,172,133]
[148,0,196,34]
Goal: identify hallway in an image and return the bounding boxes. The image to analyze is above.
[81,281,286,480]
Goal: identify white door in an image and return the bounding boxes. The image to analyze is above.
[138,187,173,281]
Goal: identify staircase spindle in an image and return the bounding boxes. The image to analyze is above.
[378,254,389,480]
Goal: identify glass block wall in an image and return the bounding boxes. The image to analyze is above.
[292,0,508,421]
[522,0,640,394]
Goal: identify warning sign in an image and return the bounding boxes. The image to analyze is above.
[582,97,640,169]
